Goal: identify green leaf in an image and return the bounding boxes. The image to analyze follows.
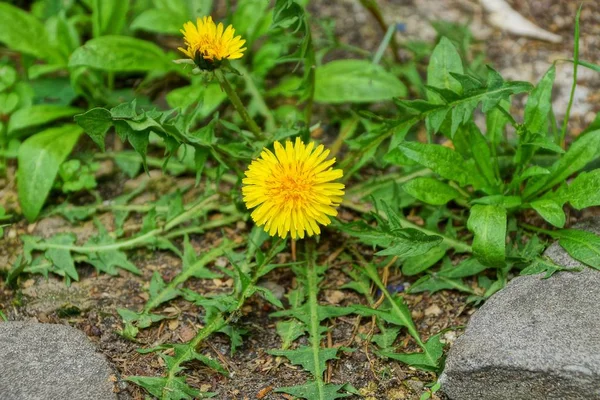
[270,346,338,378]
[74,108,113,151]
[92,0,129,37]
[0,3,63,63]
[396,141,485,189]
[275,381,351,400]
[438,257,488,278]
[524,130,600,198]
[45,233,79,281]
[378,334,444,371]
[0,65,17,92]
[427,37,463,98]
[314,60,407,104]
[402,244,448,276]
[530,199,565,228]
[403,177,461,205]
[470,195,521,208]
[568,169,600,210]
[69,36,170,72]
[524,65,555,134]
[520,257,574,278]
[554,229,600,270]
[276,320,306,349]
[453,122,499,189]
[467,205,507,266]
[17,124,83,221]
[8,105,82,136]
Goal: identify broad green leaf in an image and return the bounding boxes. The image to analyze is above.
[568,169,600,210]
[524,65,555,134]
[427,37,463,98]
[530,199,565,228]
[314,60,407,103]
[17,124,83,221]
[69,36,170,72]
[131,0,212,34]
[408,274,474,295]
[403,177,460,205]
[524,130,600,198]
[453,122,498,188]
[0,3,63,63]
[74,108,113,151]
[485,99,509,146]
[0,65,17,92]
[438,257,488,278]
[131,9,182,34]
[92,0,129,37]
[8,105,82,136]
[166,82,226,116]
[396,141,485,189]
[402,244,448,276]
[467,205,507,266]
[470,195,521,208]
[554,229,600,270]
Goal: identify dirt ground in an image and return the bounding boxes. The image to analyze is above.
[1,1,599,399]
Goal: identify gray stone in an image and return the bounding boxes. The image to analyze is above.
[0,322,117,400]
[440,217,600,400]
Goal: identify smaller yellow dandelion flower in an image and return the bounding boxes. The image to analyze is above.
[242,138,345,239]
[178,16,246,70]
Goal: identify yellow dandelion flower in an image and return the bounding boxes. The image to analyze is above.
[178,16,246,69]
[242,138,345,239]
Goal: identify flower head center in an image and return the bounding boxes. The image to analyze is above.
[272,173,313,204]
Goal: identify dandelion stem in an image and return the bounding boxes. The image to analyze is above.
[214,69,265,141]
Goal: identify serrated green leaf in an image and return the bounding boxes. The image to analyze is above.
[275,381,351,400]
[378,334,444,371]
[276,320,306,349]
[397,141,485,189]
[520,257,575,278]
[74,108,113,151]
[270,346,338,378]
[45,233,79,281]
[467,205,507,266]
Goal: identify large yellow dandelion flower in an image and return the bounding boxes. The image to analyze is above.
[242,138,345,239]
[178,16,246,69]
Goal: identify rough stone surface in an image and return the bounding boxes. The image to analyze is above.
[440,217,600,400]
[0,322,117,400]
